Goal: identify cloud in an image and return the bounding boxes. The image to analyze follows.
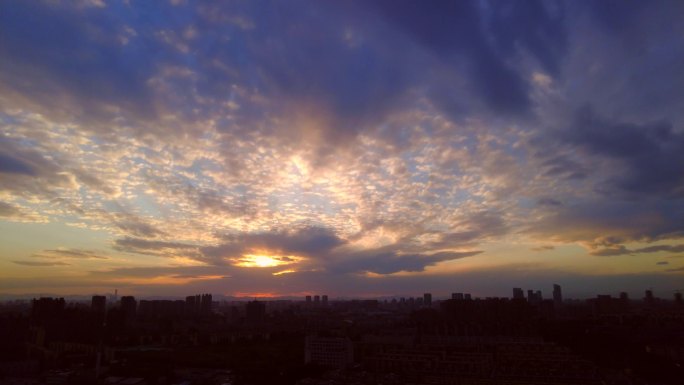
[203,226,346,263]
[32,248,109,260]
[563,106,684,198]
[13,261,71,266]
[589,243,684,257]
[330,250,481,275]
[1,1,684,296]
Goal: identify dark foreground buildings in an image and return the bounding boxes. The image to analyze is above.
[0,287,682,384]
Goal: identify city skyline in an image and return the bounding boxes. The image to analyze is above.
[1,1,684,298]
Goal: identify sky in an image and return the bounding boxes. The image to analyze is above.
[1,0,683,299]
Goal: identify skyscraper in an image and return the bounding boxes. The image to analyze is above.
[513,288,525,300]
[91,295,106,314]
[121,296,137,324]
[553,284,562,305]
[246,300,266,323]
[423,293,432,307]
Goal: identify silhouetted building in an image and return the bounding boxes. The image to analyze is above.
[91,295,106,314]
[553,284,562,306]
[305,336,353,368]
[464,293,472,300]
[31,297,65,319]
[322,295,328,307]
[121,296,137,324]
[139,299,185,317]
[423,293,432,307]
[452,293,464,300]
[644,289,655,306]
[512,288,525,300]
[674,292,682,305]
[305,295,312,305]
[246,300,266,323]
[200,293,212,315]
[314,295,320,306]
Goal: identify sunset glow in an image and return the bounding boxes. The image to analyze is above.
[234,254,301,268]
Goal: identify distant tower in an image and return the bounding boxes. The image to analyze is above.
[452,293,464,300]
[322,295,328,307]
[423,293,432,307]
[553,284,562,305]
[464,293,472,300]
[314,295,321,306]
[305,295,312,305]
[675,292,683,306]
[513,288,525,300]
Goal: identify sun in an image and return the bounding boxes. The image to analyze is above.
[234,254,301,268]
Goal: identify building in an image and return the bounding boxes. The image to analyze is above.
[452,293,464,300]
[644,289,655,306]
[120,296,137,324]
[305,336,353,368]
[91,295,106,314]
[314,295,321,306]
[31,297,65,320]
[322,295,328,307]
[464,293,472,300]
[423,293,432,307]
[245,300,266,324]
[305,295,312,305]
[553,284,562,305]
[200,293,212,315]
[512,288,525,300]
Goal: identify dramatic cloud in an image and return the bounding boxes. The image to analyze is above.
[1,0,683,296]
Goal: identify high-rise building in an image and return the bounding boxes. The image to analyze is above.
[31,297,65,320]
[423,293,432,307]
[201,293,212,315]
[186,295,196,314]
[535,290,542,300]
[246,300,266,323]
[305,336,353,368]
[452,293,464,300]
[464,293,472,300]
[553,284,562,305]
[322,295,328,306]
[91,295,106,314]
[675,292,683,305]
[121,296,137,324]
[314,295,321,305]
[306,295,312,305]
[644,290,655,306]
[513,288,525,300]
